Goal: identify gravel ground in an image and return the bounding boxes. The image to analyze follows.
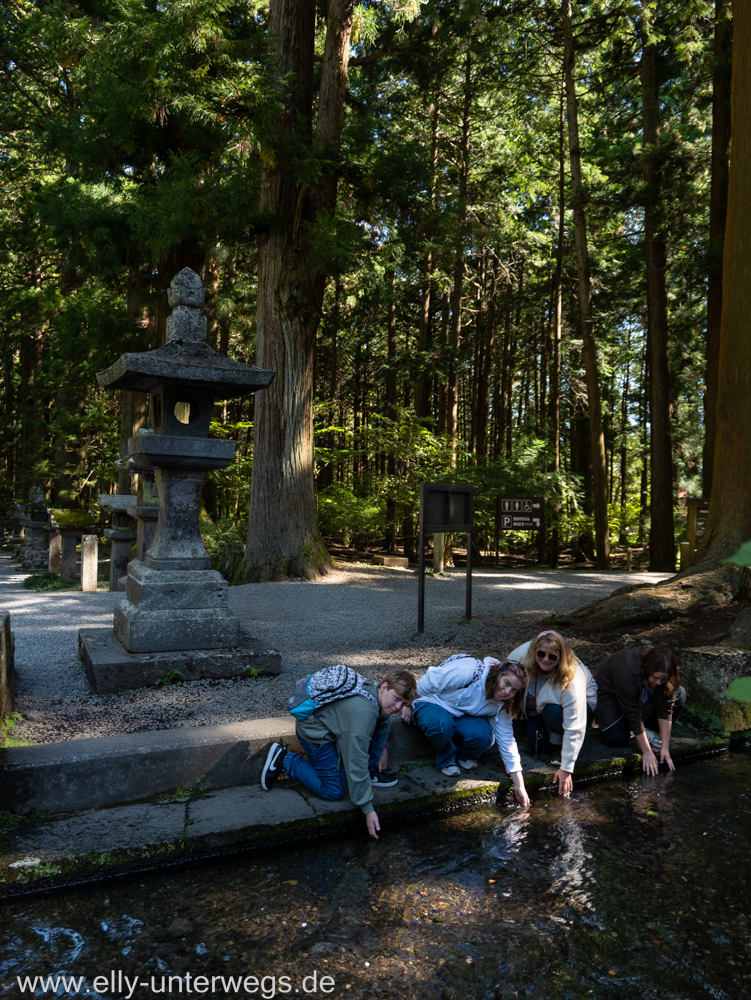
[2,554,671,744]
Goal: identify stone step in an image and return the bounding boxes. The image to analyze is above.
[1,716,435,816]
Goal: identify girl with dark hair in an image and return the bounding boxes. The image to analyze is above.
[594,643,687,774]
[405,654,531,807]
[507,630,597,797]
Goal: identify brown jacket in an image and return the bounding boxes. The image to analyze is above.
[594,645,676,735]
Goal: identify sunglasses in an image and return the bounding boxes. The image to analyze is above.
[536,650,559,664]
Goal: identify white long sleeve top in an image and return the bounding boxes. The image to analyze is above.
[414,655,522,775]
[507,639,597,773]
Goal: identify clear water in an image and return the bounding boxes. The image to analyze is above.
[2,751,750,1000]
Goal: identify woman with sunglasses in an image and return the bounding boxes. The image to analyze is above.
[507,630,596,797]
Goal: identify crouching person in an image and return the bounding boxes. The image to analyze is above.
[261,667,417,839]
[407,654,531,808]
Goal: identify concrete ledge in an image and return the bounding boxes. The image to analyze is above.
[0,738,733,901]
[0,716,435,815]
[78,627,282,694]
[372,555,409,568]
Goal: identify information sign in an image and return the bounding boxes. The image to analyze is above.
[496,496,545,531]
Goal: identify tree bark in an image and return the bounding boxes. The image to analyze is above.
[641,11,675,572]
[699,0,751,563]
[243,0,355,580]
[561,0,610,569]
[703,0,732,499]
[446,48,472,461]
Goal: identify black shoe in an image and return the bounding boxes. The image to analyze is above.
[370,770,399,787]
[261,743,287,791]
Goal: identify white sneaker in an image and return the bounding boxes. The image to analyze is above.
[457,758,478,770]
[440,764,461,776]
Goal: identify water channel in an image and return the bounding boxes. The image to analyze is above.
[2,750,750,1000]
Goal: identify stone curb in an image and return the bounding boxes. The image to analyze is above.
[0,717,436,815]
[0,735,732,902]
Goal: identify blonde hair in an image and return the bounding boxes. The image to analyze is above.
[523,631,577,691]
[381,669,418,703]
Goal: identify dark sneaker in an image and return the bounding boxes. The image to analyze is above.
[370,770,399,787]
[261,743,287,791]
[550,755,562,768]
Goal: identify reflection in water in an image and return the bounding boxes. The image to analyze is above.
[2,752,751,999]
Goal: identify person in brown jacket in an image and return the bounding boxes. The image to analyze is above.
[594,644,686,775]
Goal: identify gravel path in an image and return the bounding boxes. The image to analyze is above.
[2,554,671,744]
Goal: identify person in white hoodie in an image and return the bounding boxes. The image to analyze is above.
[404,654,531,807]
[507,630,596,797]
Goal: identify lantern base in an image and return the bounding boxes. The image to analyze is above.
[78,627,281,695]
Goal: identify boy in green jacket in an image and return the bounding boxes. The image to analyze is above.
[261,669,417,839]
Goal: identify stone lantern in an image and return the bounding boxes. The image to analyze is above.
[78,268,280,693]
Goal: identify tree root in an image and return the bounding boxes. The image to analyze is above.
[555,565,751,633]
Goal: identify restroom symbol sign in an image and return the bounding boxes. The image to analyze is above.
[496,496,545,532]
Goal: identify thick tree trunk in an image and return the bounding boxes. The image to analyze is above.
[641,14,675,572]
[699,0,751,564]
[243,0,354,580]
[447,49,472,460]
[548,82,565,568]
[553,3,751,632]
[703,0,732,499]
[562,0,610,569]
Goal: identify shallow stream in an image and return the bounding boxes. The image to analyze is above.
[2,751,750,999]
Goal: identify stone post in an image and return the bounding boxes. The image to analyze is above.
[60,529,81,580]
[48,531,62,574]
[81,534,99,592]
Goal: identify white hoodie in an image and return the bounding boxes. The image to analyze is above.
[414,655,522,775]
[508,640,597,773]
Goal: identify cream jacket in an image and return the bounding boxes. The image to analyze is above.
[508,640,597,773]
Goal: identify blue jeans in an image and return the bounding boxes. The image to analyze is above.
[600,686,687,748]
[527,704,594,756]
[412,701,494,769]
[284,715,391,800]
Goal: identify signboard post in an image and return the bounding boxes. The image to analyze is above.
[418,483,473,634]
[495,496,545,561]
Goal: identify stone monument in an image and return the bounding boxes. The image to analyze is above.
[78,268,280,693]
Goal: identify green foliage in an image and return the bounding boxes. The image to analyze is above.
[727,678,751,704]
[155,670,184,690]
[24,573,78,592]
[724,541,751,567]
[0,713,33,747]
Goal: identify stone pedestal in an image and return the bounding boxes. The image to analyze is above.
[79,626,281,694]
[20,513,49,572]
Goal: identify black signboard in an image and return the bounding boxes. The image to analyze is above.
[418,483,473,633]
[496,496,545,531]
[422,483,473,533]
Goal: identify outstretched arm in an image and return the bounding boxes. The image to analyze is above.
[365,810,380,839]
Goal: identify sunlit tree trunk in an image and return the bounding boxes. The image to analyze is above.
[243,0,354,580]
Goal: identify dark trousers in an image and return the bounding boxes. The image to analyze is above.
[526,703,593,756]
[600,686,687,748]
